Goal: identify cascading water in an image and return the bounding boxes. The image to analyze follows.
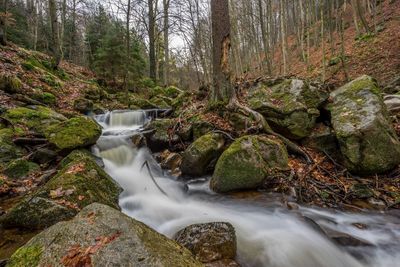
[94,110,400,267]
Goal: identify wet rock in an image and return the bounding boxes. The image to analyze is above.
[324,228,374,247]
[131,133,148,148]
[44,116,102,151]
[0,74,23,94]
[211,135,289,193]
[7,203,202,267]
[144,119,180,152]
[247,79,328,139]
[205,259,240,267]
[329,75,400,175]
[3,159,40,180]
[3,106,66,136]
[174,222,237,263]
[161,152,182,171]
[73,98,94,114]
[383,75,400,94]
[0,152,121,230]
[181,133,225,177]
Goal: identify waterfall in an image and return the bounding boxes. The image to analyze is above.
[94,110,400,267]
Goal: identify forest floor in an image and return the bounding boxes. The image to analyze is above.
[249,0,400,88]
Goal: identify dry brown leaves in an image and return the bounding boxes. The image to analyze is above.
[66,163,86,175]
[60,232,122,267]
[49,187,75,199]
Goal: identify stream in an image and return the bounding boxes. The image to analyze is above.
[93,110,400,267]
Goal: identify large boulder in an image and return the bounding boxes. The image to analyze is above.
[247,79,328,139]
[6,203,202,267]
[44,116,102,151]
[0,152,121,230]
[329,75,400,175]
[73,98,94,114]
[174,222,237,264]
[3,106,66,135]
[211,135,289,193]
[181,133,225,177]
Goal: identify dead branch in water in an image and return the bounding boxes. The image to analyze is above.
[141,161,168,197]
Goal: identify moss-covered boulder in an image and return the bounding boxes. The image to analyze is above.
[0,129,24,167]
[44,116,101,151]
[211,135,289,193]
[7,203,202,267]
[247,79,328,139]
[174,222,237,264]
[3,106,66,135]
[3,159,40,179]
[181,133,225,177]
[144,119,180,152]
[149,96,171,109]
[0,74,23,94]
[329,75,400,175]
[31,92,56,105]
[73,98,94,114]
[0,152,121,230]
[164,86,183,98]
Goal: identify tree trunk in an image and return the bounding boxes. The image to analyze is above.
[125,0,131,93]
[210,0,232,104]
[0,0,8,45]
[48,0,61,68]
[163,0,170,85]
[148,0,157,81]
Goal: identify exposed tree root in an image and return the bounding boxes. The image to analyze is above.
[227,97,313,163]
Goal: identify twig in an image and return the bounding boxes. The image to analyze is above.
[141,161,168,197]
[212,129,235,141]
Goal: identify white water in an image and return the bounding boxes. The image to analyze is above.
[94,110,400,267]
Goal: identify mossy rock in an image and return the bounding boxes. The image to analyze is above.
[149,96,171,109]
[31,92,56,105]
[132,97,159,109]
[329,75,400,175]
[73,98,94,114]
[3,106,66,135]
[0,153,122,230]
[0,74,23,94]
[181,133,225,177]
[211,135,289,193]
[174,222,237,263]
[3,159,40,180]
[7,203,202,267]
[164,86,183,98]
[247,79,328,139]
[144,119,180,152]
[0,128,24,167]
[59,149,104,169]
[44,116,101,151]
[301,123,340,158]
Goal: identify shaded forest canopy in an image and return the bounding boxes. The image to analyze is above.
[0,0,399,91]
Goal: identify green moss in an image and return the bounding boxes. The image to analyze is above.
[211,135,289,193]
[164,86,183,98]
[0,128,24,165]
[45,116,101,151]
[4,159,40,179]
[0,74,23,93]
[7,245,43,267]
[3,106,66,135]
[32,92,56,105]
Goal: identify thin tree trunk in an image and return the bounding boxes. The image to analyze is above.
[48,0,61,68]
[210,0,232,104]
[148,0,156,81]
[163,0,170,85]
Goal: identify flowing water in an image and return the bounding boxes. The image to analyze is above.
[94,110,400,267]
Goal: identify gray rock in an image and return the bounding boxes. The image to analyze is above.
[6,203,202,267]
[247,79,328,139]
[175,222,237,264]
[329,75,400,175]
[181,133,225,177]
